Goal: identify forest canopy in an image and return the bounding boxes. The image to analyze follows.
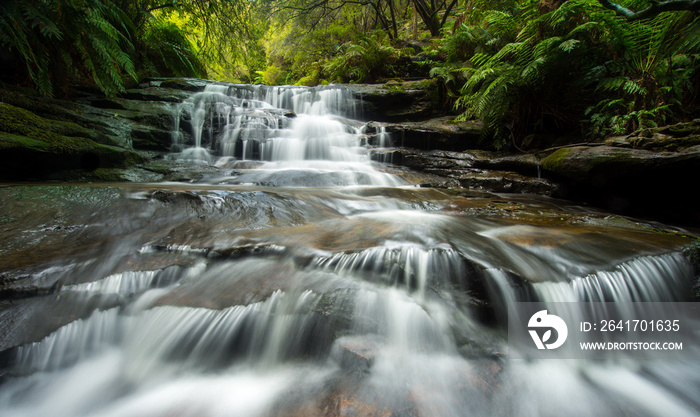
[1,0,698,149]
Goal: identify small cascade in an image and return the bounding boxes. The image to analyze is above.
[121,291,328,377]
[311,243,466,297]
[366,124,396,163]
[485,252,694,307]
[376,125,391,148]
[63,267,185,296]
[340,287,456,356]
[483,252,696,335]
[170,82,400,187]
[533,252,694,303]
[15,309,122,373]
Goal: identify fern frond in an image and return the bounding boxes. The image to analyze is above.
[623,79,647,96]
[559,39,580,53]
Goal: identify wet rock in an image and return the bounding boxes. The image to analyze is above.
[383,117,483,151]
[348,80,439,122]
[540,145,700,225]
[0,292,122,352]
[144,77,210,92]
[153,259,300,309]
[455,170,558,195]
[470,152,542,177]
[331,339,376,373]
[121,87,191,103]
[0,102,146,180]
[387,148,558,195]
[605,119,700,152]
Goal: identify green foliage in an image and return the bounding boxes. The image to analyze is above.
[431,0,700,149]
[324,33,413,83]
[258,64,287,85]
[585,11,700,137]
[0,0,138,97]
[451,1,602,148]
[262,17,359,85]
[586,99,672,136]
[142,19,207,79]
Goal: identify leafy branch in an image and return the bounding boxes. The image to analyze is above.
[597,0,700,21]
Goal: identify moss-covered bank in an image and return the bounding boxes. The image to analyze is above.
[0,103,144,179]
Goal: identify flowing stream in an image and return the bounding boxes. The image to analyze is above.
[0,83,698,417]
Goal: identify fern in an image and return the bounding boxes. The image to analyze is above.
[143,19,207,79]
[323,32,410,83]
[439,0,700,148]
[0,0,139,97]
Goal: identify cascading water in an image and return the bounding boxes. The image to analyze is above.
[170,83,398,187]
[1,80,699,417]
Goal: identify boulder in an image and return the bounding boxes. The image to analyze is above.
[540,145,700,225]
[604,119,700,152]
[381,117,483,150]
[348,80,440,122]
[386,148,558,195]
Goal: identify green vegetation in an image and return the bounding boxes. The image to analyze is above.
[0,102,143,178]
[435,0,700,149]
[1,0,699,150]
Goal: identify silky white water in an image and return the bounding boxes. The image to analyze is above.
[170,84,398,187]
[0,82,698,417]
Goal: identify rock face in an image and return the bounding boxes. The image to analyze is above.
[540,144,700,225]
[382,117,483,150]
[347,80,440,122]
[0,103,144,179]
[379,148,558,195]
[0,78,208,180]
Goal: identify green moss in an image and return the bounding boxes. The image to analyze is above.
[664,122,700,138]
[0,103,144,179]
[0,132,53,151]
[0,86,82,122]
[89,169,131,181]
[540,147,576,172]
[0,88,120,146]
[634,135,700,152]
[0,103,97,152]
[384,80,405,92]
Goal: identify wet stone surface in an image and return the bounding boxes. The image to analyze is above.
[1,81,699,417]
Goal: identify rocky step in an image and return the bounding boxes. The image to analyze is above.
[372,148,558,195]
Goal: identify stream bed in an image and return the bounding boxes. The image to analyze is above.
[0,83,698,417]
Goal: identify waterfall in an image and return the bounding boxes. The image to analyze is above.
[1,79,698,417]
[170,83,400,187]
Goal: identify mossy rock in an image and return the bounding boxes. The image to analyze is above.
[539,145,700,225]
[539,146,670,183]
[150,78,208,92]
[659,120,700,138]
[0,103,144,179]
[630,134,700,152]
